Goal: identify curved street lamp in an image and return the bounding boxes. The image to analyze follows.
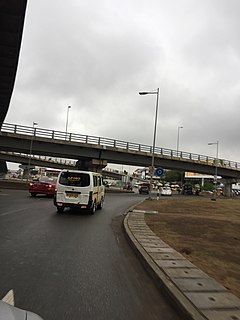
[65,105,71,138]
[177,126,183,157]
[208,141,219,200]
[139,88,160,199]
[27,122,38,182]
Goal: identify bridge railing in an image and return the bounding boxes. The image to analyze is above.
[1,122,240,171]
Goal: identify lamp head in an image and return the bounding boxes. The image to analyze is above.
[208,142,217,145]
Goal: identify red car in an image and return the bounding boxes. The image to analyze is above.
[28,176,57,197]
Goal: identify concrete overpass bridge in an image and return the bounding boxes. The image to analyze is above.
[1,123,240,182]
[0,150,126,180]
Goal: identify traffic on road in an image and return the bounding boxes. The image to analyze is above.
[0,188,182,320]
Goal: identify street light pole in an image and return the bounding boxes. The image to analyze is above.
[27,122,38,182]
[177,126,183,157]
[208,141,219,200]
[139,88,159,199]
[65,105,71,138]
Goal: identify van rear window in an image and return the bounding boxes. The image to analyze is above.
[59,172,90,187]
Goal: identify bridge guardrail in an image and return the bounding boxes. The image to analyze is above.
[1,122,240,171]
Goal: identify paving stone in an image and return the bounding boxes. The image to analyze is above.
[149,251,185,260]
[146,247,175,253]
[144,210,159,214]
[162,267,209,279]
[202,309,240,320]
[172,278,227,292]
[128,224,146,228]
[132,209,158,214]
[135,236,159,240]
[185,292,240,310]
[141,241,169,248]
[130,227,147,231]
[156,259,195,268]
[138,237,162,241]
[138,241,163,246]
[130,214,145,218]
[144,247,174,253]
[130,230,149,233]
[133,232,154,238]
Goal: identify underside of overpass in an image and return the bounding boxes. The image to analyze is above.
[0,0,27,173]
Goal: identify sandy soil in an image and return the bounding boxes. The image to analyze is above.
[135,196,240,298]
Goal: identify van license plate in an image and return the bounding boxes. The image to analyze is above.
[66,193,78,198]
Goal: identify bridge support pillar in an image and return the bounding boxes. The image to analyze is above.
[76,159,107,173]
[222,179,237,197]
[22,168,29,179]
[0,160,8,178]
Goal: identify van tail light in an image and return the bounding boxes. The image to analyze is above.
[88,191,93,205]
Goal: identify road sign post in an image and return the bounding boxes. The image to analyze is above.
[155,167,164,177]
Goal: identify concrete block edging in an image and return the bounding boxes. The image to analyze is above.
[124,208,240,320]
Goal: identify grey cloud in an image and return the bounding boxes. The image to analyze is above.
[5,0,240,169]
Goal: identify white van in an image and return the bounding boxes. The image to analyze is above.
[54,169,105,214]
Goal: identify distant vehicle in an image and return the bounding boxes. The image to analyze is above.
[139,183,150,194]
[123,182,133,191]
[134,182,140,188]
[103,180,109,187]
[182,184,193,195]
[54,170,105,214]
[161,186,172,196]
[28,176,56,197]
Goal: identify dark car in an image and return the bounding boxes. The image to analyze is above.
[139,183,150,194]
[28,176,57,197]
[123,182,133,191]
[182,184,193,195]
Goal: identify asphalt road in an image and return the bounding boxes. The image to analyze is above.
[0,189,182,320]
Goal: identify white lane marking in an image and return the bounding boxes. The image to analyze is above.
[0,208,28,217]
[0,193,9,196]
[2,289,15,306]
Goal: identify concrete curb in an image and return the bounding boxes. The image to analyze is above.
[0,180,27,190]
[124,209,240,320]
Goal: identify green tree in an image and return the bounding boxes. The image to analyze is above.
[164,170,182,183]
[203,181,214,191]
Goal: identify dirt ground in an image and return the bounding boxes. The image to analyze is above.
[135,196,240,298]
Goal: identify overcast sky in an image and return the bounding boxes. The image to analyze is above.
[6,0,240,170]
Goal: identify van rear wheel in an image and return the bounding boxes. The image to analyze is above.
[97,198,104,210]
[57,207,64,213]
[90,202,96,215]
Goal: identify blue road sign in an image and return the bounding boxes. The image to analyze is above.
[155,167,164,177]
